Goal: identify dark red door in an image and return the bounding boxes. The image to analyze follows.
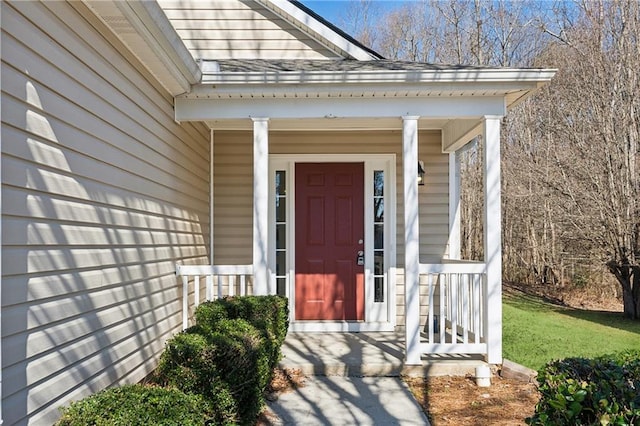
[295,163,364,320]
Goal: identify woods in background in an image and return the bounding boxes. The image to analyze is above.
[341,0,639,318]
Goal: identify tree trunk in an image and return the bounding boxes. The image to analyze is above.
[607,261,640,319]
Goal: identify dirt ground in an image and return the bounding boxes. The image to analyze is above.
[405,375,539,425]
[260,368,539,425]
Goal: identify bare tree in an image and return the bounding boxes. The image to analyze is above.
[338,0,639,317]
[533,0,640,318]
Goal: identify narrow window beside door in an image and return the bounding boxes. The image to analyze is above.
[275,170,287,296]
[373,170,385,303]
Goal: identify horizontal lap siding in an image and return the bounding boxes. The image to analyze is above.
[1,2,210,424]
[214,130,449,327]
[158,0,341,60]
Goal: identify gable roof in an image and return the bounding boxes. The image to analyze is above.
[275,1,383,60]
[155,0,381,61]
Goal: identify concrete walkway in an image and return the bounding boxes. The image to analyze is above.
[262,332,487,425]
[263,375,430,425]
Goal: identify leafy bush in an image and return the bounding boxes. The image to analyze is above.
[59,296,289,426]
[195,296,289,369]
[153,328,237,425]
[56,384,210,426]
[207,319,271,423]
[527,351,640,425]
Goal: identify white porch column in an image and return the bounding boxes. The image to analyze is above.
[448,152,461,260]
[252,118,269,295]
[402,116,421,365]
[209,129,215,265]
[483,116,503,364]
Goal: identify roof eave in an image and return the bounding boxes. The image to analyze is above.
[83,0,201,96]
[256,0,382,60]
[201,68,557,86]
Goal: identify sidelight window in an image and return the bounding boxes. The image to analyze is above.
[373,170,385,303]
[275,170,287,296]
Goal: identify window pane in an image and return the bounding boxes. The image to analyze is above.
[276,251,286,276]
[374,224,384,249]
[374,252,384,275]
[374,277,384,303]
[374,170,384,196]
[277,278,287,296]
[276,171,286,196]
[276,224,286,249]
[276,198,286,222]
[374,198,384,222]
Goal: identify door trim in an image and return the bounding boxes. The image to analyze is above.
[269,154,397,332]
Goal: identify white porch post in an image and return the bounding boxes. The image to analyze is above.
[209,129,215,265]
[448,152,461,260]
[252,118,269,295]
[403,116,421,365]
[483,116,503,364]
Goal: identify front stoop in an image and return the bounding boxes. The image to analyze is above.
[279,332,488,377]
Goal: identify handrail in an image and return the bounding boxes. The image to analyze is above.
[176,264,253,276]
[419,262,486,274]
[418,262,487,356]
[176,264,253,329]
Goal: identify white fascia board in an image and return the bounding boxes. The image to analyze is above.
[188,81,538,100]
[114,1,201,92]
[175,95,506,121]
[202,68,557,85]
[255,0,380,60]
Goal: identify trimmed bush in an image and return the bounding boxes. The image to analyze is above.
[153,327,238,425]
[56,296,289,426]
[207,319,272,423]
[527,350,640,425]
[195,296,289,369]
[56,384,210,426]
[156,319,271,424]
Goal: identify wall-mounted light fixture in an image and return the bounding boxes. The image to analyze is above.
[417,160,426,186]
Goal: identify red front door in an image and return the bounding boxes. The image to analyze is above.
[295,163,365,321]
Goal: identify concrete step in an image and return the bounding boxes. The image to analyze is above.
[279,332,487,378]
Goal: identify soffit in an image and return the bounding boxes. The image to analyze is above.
[83,0,200,96]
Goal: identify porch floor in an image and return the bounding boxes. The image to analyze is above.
[279,332,487,377]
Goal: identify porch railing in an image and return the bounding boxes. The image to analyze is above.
[175,264,253,329]
[418,262,487,356]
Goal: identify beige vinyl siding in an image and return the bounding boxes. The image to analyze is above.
[213,130,449,326]
[1,2,210,424]
[158,0,342,60]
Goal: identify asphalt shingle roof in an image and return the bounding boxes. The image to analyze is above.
[211,59,491,73]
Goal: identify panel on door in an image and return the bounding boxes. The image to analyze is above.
[295,163,364,320]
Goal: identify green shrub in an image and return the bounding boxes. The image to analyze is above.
[527,351,640,425]
[195,296,289,369]
[154,328,237,425]
[57,296,290,426]
[56,384,210,426]
[155,319,273,425]
[207,319,271,423]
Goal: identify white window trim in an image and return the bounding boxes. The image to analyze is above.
[269,154,396,332]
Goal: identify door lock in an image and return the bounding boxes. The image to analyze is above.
[356,250,364,266]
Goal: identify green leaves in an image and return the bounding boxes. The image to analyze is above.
[526,351,640,425]
[56,385,211,426]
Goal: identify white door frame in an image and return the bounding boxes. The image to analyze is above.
[269,154,396,332]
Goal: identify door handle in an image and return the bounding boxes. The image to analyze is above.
[356,250,364,265]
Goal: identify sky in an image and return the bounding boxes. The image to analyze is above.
[300,1,406,28]
[300,1,351,25]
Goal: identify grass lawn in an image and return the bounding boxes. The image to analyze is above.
[503,291,640,372]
